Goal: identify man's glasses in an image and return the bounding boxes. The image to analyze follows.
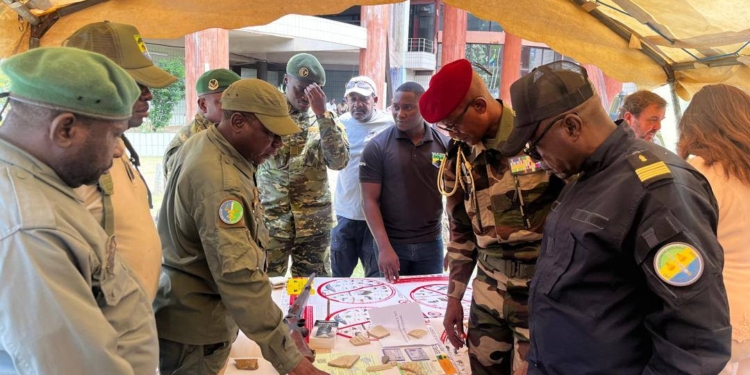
[239,112,275,138]
[523,112,577,160]
[346,80,375,92]
[437,98,477,133]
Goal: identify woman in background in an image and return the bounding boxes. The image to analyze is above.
[677,84,750,375]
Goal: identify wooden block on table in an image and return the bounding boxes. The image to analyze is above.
[399,362,425,375]
[407,329,428,339]
[328,354,360,369]
[234,358,259,370]
[367,325,390,339]
[366,363,395,372]
[349,334,370,346]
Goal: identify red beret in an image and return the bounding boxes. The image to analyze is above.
[419,59,473,123]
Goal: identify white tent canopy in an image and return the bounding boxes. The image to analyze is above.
[1,0,748,99]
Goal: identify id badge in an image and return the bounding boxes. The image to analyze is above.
[509,155,542,175]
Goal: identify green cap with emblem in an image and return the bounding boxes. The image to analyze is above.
[1,47,140,121]
[196,68,241,96]
[286,53,326,86]
[62,21,177,88]
[222,79,302,136]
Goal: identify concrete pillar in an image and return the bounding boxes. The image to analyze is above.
[184,28,229,120]
[603,73,623,109]
[257,61,268,82]
[582,64,609,109]
[500,32,522,105]
[360,5,391,109]
[441,4,467,66]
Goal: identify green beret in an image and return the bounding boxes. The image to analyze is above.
[286,53,326,86]
[196,68,241,96]
[222,79,301,136]
[1,47,140,121]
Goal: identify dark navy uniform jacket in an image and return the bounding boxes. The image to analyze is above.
[528,123,731,375]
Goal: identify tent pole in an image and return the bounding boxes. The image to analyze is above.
[1,0,40,25]
[571,0,670,74]
[668,80,683,125]
[29,0,108,49]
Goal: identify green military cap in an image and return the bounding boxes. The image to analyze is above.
[222,79,302,136]
[196,69,241,96]
[62,21,177,88]
[1,47,140,121]
[286,53,326,86]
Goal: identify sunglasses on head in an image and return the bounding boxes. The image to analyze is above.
[346,80,374,91]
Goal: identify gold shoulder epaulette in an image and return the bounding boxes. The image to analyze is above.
[627,150,672,187]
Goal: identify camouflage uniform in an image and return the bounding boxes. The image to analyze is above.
[163,112,213,180]
[257,107,349,277]
[444,103,564,375]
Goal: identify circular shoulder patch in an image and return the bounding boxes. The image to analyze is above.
[653,242,704,287]
[219,199,244,225]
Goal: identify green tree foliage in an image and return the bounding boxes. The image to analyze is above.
[0,72,10,125]
[150,57,185,130]
[465,44,502,95]
[0,71,9,92]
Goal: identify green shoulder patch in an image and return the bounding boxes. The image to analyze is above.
[219,199,244,225]
[627,150,672,187]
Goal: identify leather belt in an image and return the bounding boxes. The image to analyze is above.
[478,253,536,279]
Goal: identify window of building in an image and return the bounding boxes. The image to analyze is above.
[465,43,503,95]
[318,6,361,26]
[438,3,444,31]
[520,46,572,76]
[466,13,503,32]
[409,4,436,41]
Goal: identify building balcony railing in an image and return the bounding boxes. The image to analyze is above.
[407,38,434,53]
[405,41,437,71]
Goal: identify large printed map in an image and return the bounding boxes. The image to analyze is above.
[277,275,473,374]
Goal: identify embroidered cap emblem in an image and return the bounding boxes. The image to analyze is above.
[208,79,220,91]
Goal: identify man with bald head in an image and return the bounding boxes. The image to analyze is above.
[502,61,730,374]
[0,47,157,375]
[419,59,563,375]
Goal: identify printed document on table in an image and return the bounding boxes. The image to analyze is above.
[314,353,400,375]
[368,302,438,347]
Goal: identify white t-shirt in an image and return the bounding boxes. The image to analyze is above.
[333,110,394,220]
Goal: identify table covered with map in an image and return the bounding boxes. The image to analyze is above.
[220,275,473,375]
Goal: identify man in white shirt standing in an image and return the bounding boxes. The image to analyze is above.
[332,76,394,277]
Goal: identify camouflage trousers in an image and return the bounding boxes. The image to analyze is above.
[468,263,530,375]
[266,231,331,277]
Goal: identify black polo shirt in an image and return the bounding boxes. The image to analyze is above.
[359,123,449,244]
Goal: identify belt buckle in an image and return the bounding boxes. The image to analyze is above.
[505,259,518,278]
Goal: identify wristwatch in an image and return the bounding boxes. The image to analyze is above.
[316,111,334,120]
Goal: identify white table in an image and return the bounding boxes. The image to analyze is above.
[219,276,471,375]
